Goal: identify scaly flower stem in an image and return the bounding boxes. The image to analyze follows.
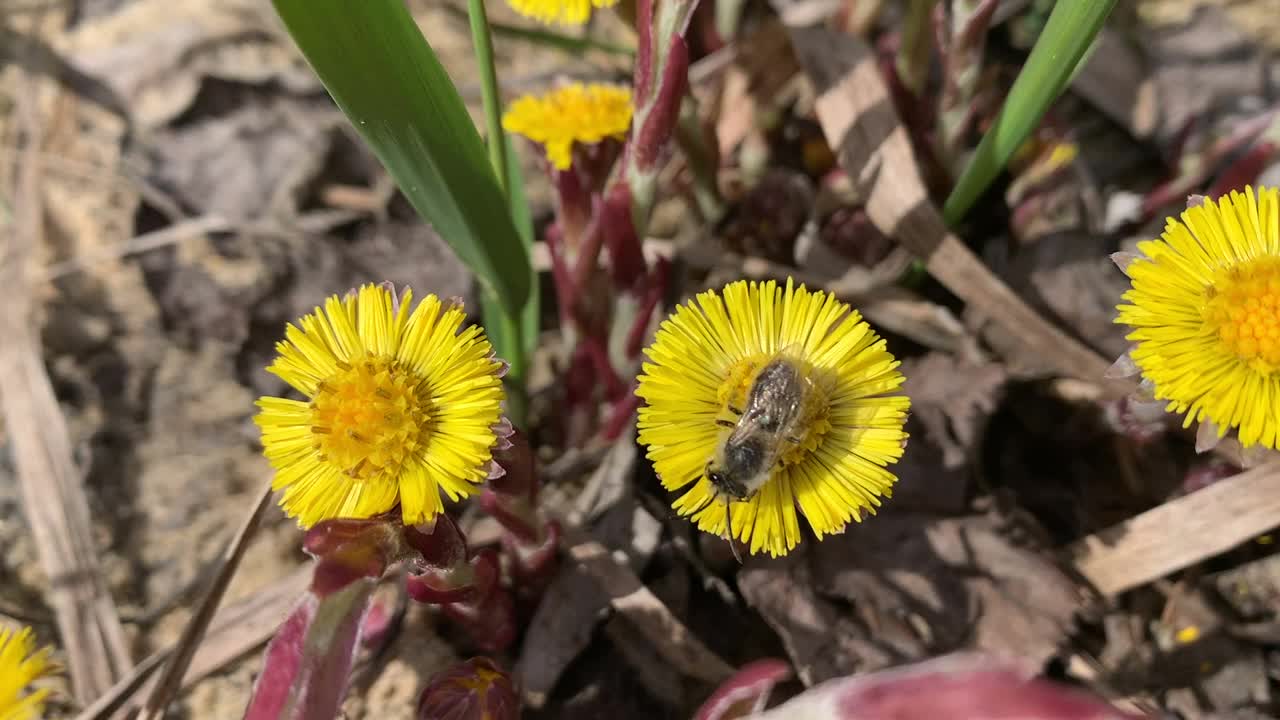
[405,517,518,652]
[484,428,560,582]
[674,95,724,224]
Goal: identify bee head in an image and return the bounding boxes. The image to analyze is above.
[705,460,750,500]
[705,463,726,488]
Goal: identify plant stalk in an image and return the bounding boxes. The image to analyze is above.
[941,0,1116,225]
[467,0,510,200]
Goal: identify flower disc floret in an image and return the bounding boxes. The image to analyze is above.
[255,284,506,527]
[502,83,633,170]
[1116,185,1280,450]
[0,625,54,720]
[635,278,910,557]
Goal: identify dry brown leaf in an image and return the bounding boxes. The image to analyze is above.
[1070,28,1157,140]
[901,353,1007,469]
[516,440,667,708]
[64,0,316,130]
[812,513,1082,666]
[739,553,896,686]
[1212,553,1280,620]
[742,511,1082,685]
[146,97,339,222]
[1137,3,1276,145]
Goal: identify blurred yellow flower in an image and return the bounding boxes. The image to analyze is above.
[505,0,617,26]
[0,625,54,720]
[502,83,632,170]
[255,284,506,527]
[1116,186,1280,451]
[636,279,910,557]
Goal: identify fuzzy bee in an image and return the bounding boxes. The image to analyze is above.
[704,352,822,560]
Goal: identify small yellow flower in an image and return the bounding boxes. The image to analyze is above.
[1175,625,1201,644]
[505,0,617,26]
[0,625,54,720]
[502,83,632,171]
[255,284,506,528]
[636,278,910,557]
[1115,186,1280,451]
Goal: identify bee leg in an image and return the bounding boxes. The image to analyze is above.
[715,418,736,428]
[728,403,744,415]
[785,435,802,444]
[724,497,743,565]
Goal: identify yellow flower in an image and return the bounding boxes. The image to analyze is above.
[0,625,54,720]
[636,278,910,557]
[1115,186,1280,451]
[502,83,632,171]
[505,0,617,26]
[255,284,506,528]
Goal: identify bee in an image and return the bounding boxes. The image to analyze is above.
[704,352,821,561]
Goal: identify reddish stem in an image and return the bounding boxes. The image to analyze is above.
[625,258,669,359]
[570,208,607,300]
[583,335,626,399]
[544,224,576,329]
[603,389,641,441]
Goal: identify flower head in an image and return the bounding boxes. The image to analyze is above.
[1116,186,1280,451]
[636,278,910,557]
[502,83,632,171]
[0,625,54,720]
[255,284,506,528]
[505,0,616,26]
[417,657,519,720]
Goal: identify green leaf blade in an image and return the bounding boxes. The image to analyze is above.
[274,0,530,319]
[941,0,1117,226]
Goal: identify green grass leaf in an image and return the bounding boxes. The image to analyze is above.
[274,0,530,320]
[503,133,540,361]
[443,4,635,57]
[941,0,1116,226]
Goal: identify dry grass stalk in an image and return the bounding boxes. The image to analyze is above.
[74,567,311,720]
[0,66,131,702]
[135,480,275,720]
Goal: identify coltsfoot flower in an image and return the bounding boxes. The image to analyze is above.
[502,83,632,171]
[0,625,54,720]
[1115,186,1280,452]
[505,0,616,26]
[255,284,506,528]
[636,278,910,557]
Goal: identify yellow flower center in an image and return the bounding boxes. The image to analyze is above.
[716,354,831,467]
[310,354,432,481]
[1203,256,1280,372]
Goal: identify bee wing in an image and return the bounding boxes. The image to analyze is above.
[743,358,808,429]
[725,413,790,467]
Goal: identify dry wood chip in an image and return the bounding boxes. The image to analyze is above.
[1070,463,1280,596]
